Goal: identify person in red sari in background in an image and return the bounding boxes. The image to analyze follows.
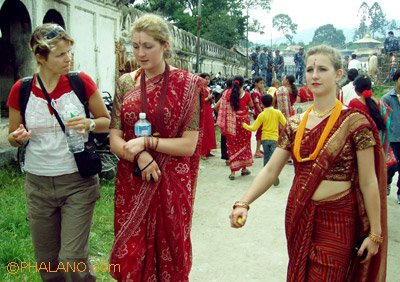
[349,75,397,197]
[216,75,254,180]
[109,14,204,281]
[251,76,265,158]
[274,74,297,119]
[230,45,387,281]
[199,72,217,160]
[296,84,314,102]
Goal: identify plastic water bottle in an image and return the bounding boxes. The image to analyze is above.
[62,104,84,153]
[134,112,152,137]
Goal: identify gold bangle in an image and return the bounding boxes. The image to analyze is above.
[233,201,250,211]
[154,137,159,151]
[369,232,383,245]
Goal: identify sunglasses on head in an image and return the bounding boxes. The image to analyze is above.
[44,25,65,40]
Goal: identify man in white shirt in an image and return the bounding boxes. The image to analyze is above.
[348,54,362,71]
[342,68,359,105]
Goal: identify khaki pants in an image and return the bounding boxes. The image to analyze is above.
[25,172,100,282]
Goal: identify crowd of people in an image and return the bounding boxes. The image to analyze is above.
[6,12,400,282]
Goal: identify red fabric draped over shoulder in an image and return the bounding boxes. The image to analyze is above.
[109,69,204,282]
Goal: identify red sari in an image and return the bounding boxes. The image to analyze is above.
[297,85,314,102]
[200,88,217,156]
[109,69,204,281]
[349,98,397,168]
[278,109,387,281]
[251,90,263,141]
[216,89,253,171]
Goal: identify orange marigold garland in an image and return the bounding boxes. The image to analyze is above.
[293,99,343,162]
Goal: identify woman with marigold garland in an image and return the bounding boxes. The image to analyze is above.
[230,45,387,281]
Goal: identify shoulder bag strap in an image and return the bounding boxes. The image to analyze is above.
[36,74,66,133]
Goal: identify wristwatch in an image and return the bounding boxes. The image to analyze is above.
[89,119,96,131]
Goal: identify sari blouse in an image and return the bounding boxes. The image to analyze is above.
[110,71,200,132]
[278,110,376,181]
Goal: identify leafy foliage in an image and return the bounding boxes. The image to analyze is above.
[354,1,388,40]
[272,14,297,44]
[131,0,271,49]
[311,24,346,48]
[369,2,387,38]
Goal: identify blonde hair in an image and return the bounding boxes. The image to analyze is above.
[131,14,173,60]
[306,45,342,71]
[30,23,74,60]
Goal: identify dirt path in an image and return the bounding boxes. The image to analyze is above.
[190,144,400,281]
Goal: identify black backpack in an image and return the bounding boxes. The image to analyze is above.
[19,71,89,129]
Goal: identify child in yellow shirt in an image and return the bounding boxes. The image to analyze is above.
[243,94,286,185]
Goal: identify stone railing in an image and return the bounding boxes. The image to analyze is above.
[117,7,249,79]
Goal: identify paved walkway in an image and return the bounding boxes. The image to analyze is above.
[190,144,400,281]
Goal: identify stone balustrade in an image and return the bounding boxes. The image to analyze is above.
[120,8,249,79]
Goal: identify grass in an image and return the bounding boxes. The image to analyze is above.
[373,82,394,99]
[0,165,115,281]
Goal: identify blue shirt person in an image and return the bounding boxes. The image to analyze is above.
[294,47,305,84]
[274,50,284,83]
[381,70,400,202]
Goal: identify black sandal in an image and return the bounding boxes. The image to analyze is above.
[241,169,251,176]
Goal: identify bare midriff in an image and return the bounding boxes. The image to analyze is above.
[311,180,351,201]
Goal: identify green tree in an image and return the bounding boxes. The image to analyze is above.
[311,24,346,48]
[272,14,297,44]
[234,0,272,76]
[132,0,253,49]
[388,20,398,32]
[369,2,387,38]
[354,1,370,40]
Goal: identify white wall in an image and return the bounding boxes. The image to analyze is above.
[6,0,121,95]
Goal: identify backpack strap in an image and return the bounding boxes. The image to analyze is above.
[67,71,90,118]
[18,72,89,126]
[19,76,34,129]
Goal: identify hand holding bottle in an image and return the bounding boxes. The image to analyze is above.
[65,116,88,133]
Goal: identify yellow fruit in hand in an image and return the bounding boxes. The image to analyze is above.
[237,216,243,225]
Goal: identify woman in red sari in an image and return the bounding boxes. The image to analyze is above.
[199,72,217,160]
[349,75,397,196]
[296,84,314,102]
[230,45,387,281]
[216,75,254,180]
[109,14,204,281]
[251,76,266,158]
[274,74,297,119]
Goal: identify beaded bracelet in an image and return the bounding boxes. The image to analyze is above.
[232,201,250,211]
[369,232,383,245]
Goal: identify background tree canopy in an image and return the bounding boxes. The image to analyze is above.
[132,0,271,49]
[311,24,346,48]
[130,0,393,51]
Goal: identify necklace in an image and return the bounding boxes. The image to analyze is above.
[313,104,336,118]
[140,63,170,136]
[144,72,163,84]
[293,99,342,162]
